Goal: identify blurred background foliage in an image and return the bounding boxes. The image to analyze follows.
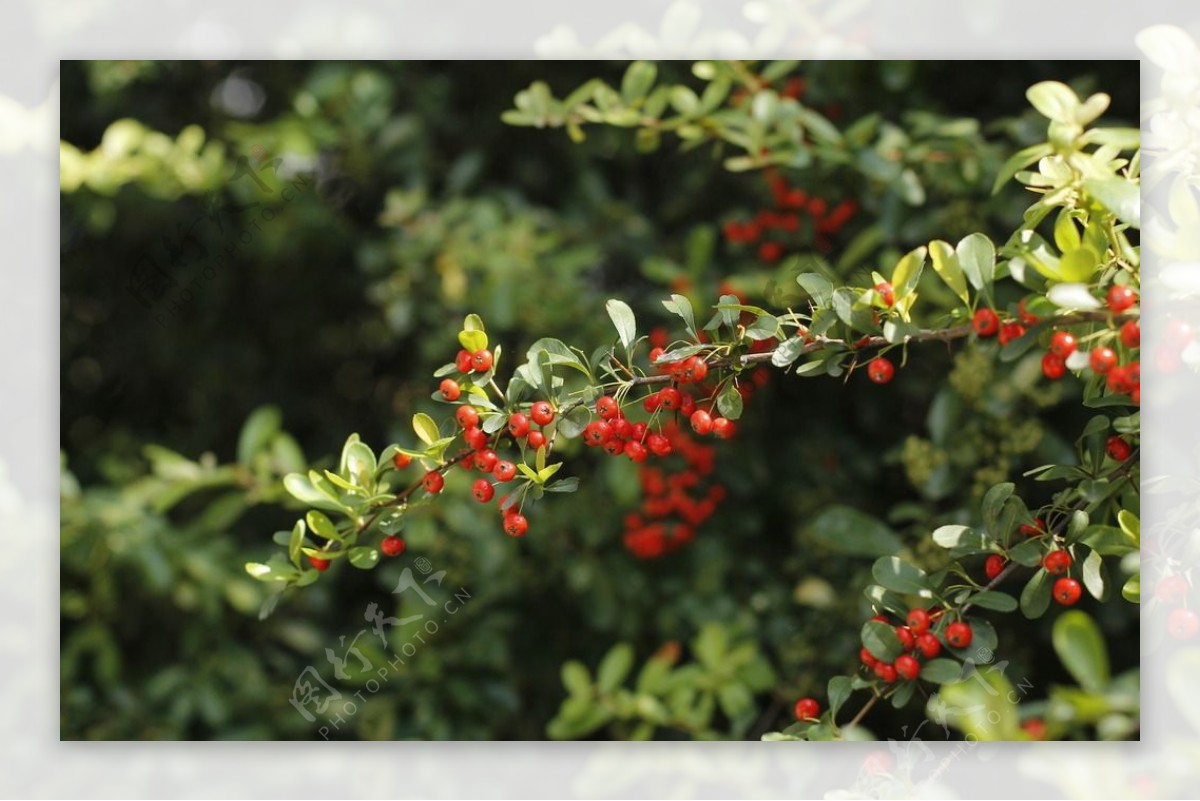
[60,60,1137,740]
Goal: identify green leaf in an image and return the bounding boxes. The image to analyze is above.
[928,240,970,305]
[348,546,380,569]
[662,294,697,339]
[1020,568,1053,619]
[237,405,282,464]
[931,525,990,553]
[412,413,440,446]
[1117,510,1140,546]
[716,382,743,421]
[861,620,903,662]
[305,510,340,542]
[1081,548,1108,601]
[1052,610,1110,692]
[1026,81,1080,123]
[920,659,965,684]
[1008,538,1046,567]
[991,142,1053,194]
[981,483,1014,536]
[561,661,591,697]
[809,506,903,557]
[1058,247,1099,283]
[771,336,806,368]
[745,314,778,341]
[1083,178,1140,228]
[545,477,580,493]
[933,665,1020,740]
[288,519,306,567]
[605,299,637,351]
[1121,573,1140,603]
[871,556,929,595]
[796,273,834,305]
[956,233,995,294]
[967,591,1018,612]
[282,472,344,513]
[891,246,927,298]
[596,643,634,692]
[828,676,853,719]
[864,584,909,618]
[620,61,657,102]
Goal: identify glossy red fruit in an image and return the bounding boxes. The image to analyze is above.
[711,417,735,439]
[381,535,406,557]
[680,356,708,383]
[906,609,931,636]
[464,426,488,451]
[1042,352,1067,380]
[1043,550,1072,575]
[860,647,879,668]
[423,471,445,494]
[1168,608,1200,640]
[894,626,916,651]
[507,413,531,439]
[306,554,332,573]
[1049,331,1077,358]
[472,478,495,503]
[603,439,625,456]
[470,349,493,372]
[493,461,517,482]
[973,308,999,337]
[1120,320,1140,349]
[793,697,820,721]
[999,322,1026,345]
[875,281,895,307]
[1155,575,1190,604]
[439,378,461,401]
[895,654,920,681]
[474,449,498,473]
[1106,366,1134,395]
[648,347,667,369]
[455,349,474,373]
[690,410,713,435]
[946,622,973,648]
[455,405,479,429]
[658,387,682,411]
[1106,435,1132,462]
[916,633,941,659]
[647,433,672,457]
[1107,285,1137,313]
[596,395,619,420]
[624,441,648,463]
[985,554,1007,581]
[526,430,546,450]
[583,420,611,446]
[874,663,898,683]
[867,358,894,384]
[1020,518,1046,537]
[392,452,412,469]
[759,241,784,263]
[503,513,528,538]
[1089,347,1117,374]
[1053,577,1082,605]
[530,401,554,427]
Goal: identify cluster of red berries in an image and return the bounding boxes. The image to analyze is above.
[985,518,1083,605]
[722,169,858,261]
[854,609,966,686]
[623,423,727,559]
[1155,574,1198,640]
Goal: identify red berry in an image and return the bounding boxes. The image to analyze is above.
[439,378,461,401]
[998,322,1026,346]
[648,347,667,369]
[1043,550,1072,575]
[474,449,498,473]
[906,609,931,636]
[1107,285,1137,313]
[946,622,973,648]
[1053,577,1082,605]
[470,349,493,372]
[603,439,625,456]
[526,430,546,450]
[759,241,784,263]
[583,420,612,446]
[1120,320,1140,349]
[867,357,894,384]
[624,441,648,463]
[381,535,406,557]
[463,426,487,451]
[690,410,713,435]
[895,654,920,681]
[875,281,895,307]
[1168,608,1200,640]
[1106,365,1134,395]
[1021,719,1047,740]
[642,393,662,413]
[1049,331,1077,358]
[493,461,517,482]
[392,452,412,469]
[1020,518,1046,537]
[1089,347,1117,374]
[895,626,916,651]
[793,697,820,720]
[680,356,709,383]
[596,395,619,420]
[874,663,898,683]
[972,308,999,337]
[1155,575,1190,604]
[1018,297,1040,325]
[647,433,672,457]
[455,349,474,373]
[1106,435,1132,462]
[307,555,331,572]
[658,387,682,411]
[472,478,495,503]
[456,405,480,429]
[1042,351,1067,380]
[711,417,735,439]
[985,554,1007,581]
[860,647,879,668]
[503,513,528,538]
[916,633,941,659]
[530,401,554,427]
[507,413,531,439]
[423,471,445,494]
